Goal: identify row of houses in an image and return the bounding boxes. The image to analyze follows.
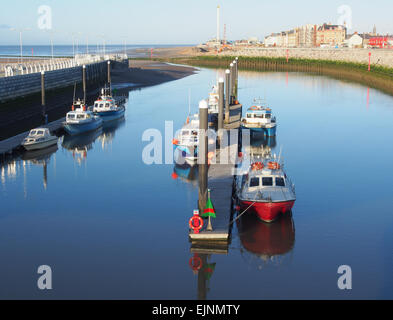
[264,24,393,48]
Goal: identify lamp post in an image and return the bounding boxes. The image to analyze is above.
[10,28,31,64]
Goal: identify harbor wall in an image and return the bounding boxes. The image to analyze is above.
[217,48,393,69]
[174,55,393,97]
[0,61,107,103]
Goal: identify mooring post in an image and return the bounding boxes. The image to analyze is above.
[41,71,47,124]
[198,100,208,214]
[82,65,87,104]
[107,60,111,88]
[229,63,234,104]
[235,57,239,100]
[225,69,230,124]
[218,77,225,130]
[233,60,237,101]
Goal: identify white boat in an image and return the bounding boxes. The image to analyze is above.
[241,99,277,137]
[92,86,125,122]
[64,99,103,135]
[207,84,219,126]
[173,114,217,165]
[22,128,58,151]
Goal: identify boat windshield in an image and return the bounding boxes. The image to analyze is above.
[246,113,253,118]
[262,177,273,186]
[67,114,75,119]
[265,113,271,119]
[30,130,37,135]
[254,114,263,118]
[275,177,285,187]
[249,177,260,187]
[105,103,110,108]
[77,114,85,119]
[36,130,45,135]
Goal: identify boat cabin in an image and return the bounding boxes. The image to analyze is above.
[24,128,51,142]
[66,109,93,122]
[93,95,116,110]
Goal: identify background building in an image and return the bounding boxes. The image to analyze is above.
[316,24,346,47]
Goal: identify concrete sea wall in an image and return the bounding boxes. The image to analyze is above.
[0,62,107,103]
[217,48,393,69]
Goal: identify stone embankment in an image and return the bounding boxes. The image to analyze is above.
[216,47,393,68]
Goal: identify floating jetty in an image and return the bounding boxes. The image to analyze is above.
[189,58,242,248]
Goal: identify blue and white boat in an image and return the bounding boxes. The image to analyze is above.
[64,99,103,135]
[173,114,200,165]
[241,100,277,137]
[172,114,217,166]
[92,86,125,122]
[207,84,219,126]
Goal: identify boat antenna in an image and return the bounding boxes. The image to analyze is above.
[278,145,283,165]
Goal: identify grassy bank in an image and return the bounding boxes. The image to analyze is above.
[170,55,393,96]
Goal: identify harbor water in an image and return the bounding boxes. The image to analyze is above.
[1,68,393,299]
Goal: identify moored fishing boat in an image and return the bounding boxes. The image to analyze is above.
[241,99,277,137]
[64,99,103,135]
[172,114,217,166]
[92,86,125,122]
[235,155,296,223]
[21,128,58,151]
[173,114,200,165]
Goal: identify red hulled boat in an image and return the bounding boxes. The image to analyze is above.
[236,157,296,222]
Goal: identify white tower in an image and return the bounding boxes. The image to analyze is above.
[217,5,220,43]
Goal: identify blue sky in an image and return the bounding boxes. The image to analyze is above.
[0,0,392,45]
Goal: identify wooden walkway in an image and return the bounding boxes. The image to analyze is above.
[0,118,64,155]
[189,118,241,245]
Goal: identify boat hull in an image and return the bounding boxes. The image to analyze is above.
[22,138,58,151]
[174,145,198,166]
[64,118,103,135]
[94,107,125,122]
[242,124,277,137]
[240,200,295,223]
[208,113,218,126]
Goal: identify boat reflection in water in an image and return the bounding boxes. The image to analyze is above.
[236,211,295,269]
[21,144,58,190]
[172,163,198,186]
[97,118,126,150]
[62,117,125,164]
[62,128,102,165]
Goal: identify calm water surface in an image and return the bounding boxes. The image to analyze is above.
[1,68,392,299]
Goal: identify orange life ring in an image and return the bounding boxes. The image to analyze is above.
[189,215,203,233]
[251,162,264,171]
[267,161,280,170]
[189,254,202,271]
[250,106,258,110]
[172,139,179,145]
